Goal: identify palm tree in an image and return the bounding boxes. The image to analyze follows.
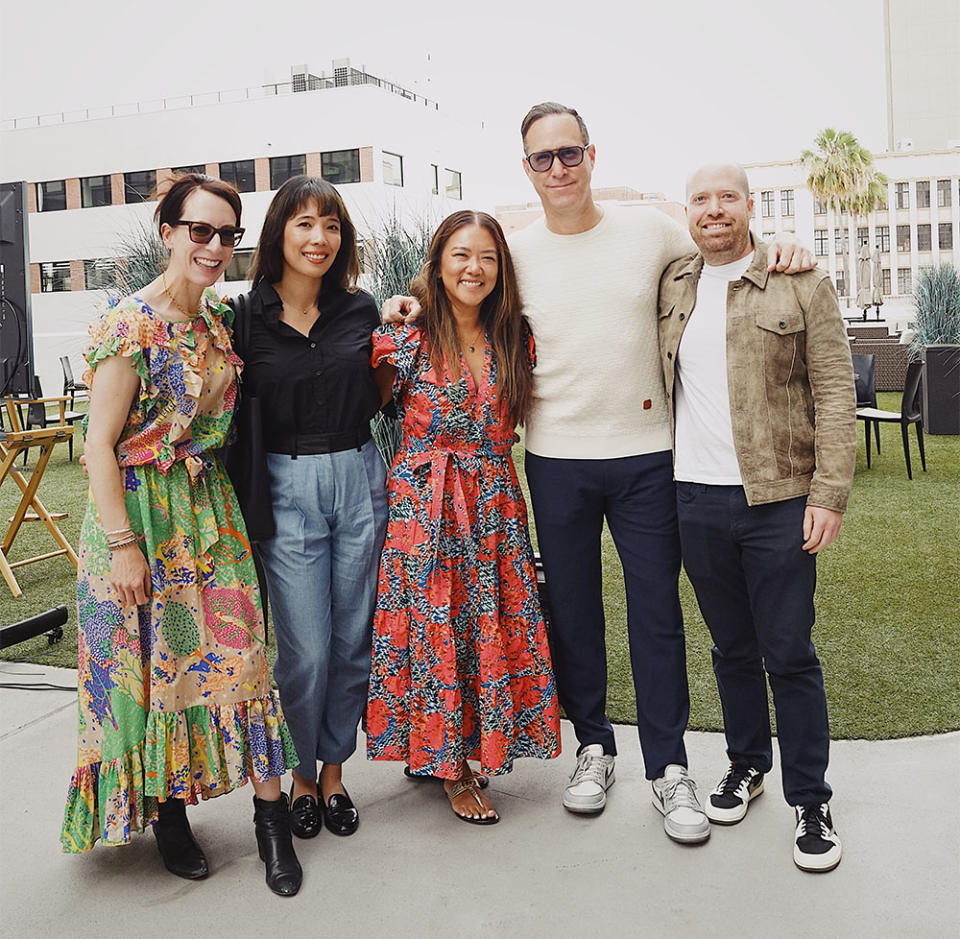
[800,128,888,305]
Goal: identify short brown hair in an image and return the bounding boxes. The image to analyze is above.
[520,102,590,150]
[154,173,241,230]
[249,176,359,293]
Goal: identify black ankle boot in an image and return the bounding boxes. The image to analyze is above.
[253,794,302,897]
[153,798,209,880]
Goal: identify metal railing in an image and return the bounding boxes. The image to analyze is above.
[2,67,438,132]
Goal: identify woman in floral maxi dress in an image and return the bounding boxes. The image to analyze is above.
[366,211,560,824]
[60,174,302,896]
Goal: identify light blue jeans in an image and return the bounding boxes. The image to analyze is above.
[258,438,388,772]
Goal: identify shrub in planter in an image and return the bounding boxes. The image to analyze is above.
[910,265,960,435]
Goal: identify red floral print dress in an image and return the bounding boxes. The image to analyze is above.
[366,324,560,779]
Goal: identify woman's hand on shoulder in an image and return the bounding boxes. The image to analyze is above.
[108,543,152,607]
[381,295,422,324]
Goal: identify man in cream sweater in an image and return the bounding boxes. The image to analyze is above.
[511,103,812,843]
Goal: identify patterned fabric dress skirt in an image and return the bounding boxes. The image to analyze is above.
[61,457,297,853]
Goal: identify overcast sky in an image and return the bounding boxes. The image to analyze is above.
[0,0,888,203]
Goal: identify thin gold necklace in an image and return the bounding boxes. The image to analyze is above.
[459,324,485,353]
[276,288,318,317]
[162,271,202,319]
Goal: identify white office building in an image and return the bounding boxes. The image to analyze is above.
[0,61,486,394]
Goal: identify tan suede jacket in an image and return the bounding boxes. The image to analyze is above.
[658,240,856,511]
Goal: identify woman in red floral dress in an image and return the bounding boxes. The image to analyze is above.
[366,211,560,824]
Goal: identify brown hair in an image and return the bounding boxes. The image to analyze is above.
[249,175,359,292]
[520,102,590,150]
[412,211,533,426]
[154,173,241,230]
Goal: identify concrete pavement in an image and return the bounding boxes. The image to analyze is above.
[2,662,958,938]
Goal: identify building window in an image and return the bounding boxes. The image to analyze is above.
[814,230,828,257]
[897,268,912,294]
[217,160,255,193]
[760,190,774,217]
[270,155,306,190]
[917,224,932,251]
[939,223,954,250]
[937,179,952,208]
[916,180,930,209]
[895,182,910,210]
[857,226,869,247]
[224,249,254,282]
[835,229,846,256]
[835,274,846,297]
[40,261,71,292]
[875,189,888,210]
[780,189,794,217]
[876,225,890,253]
[813,197,827,215]
[173,164,205,176]
[881,268,891,294]
[382,151,403,187]
[430,164,439,195]
[321,149,360,184]
[83,259,115,290]
[444,169,462,200]
[80,175,112,208]
[124,170,156,203]
[896,225,911,252]
[37,180,67,212]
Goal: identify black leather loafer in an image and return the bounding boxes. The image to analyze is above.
[321,788,359,836]
[289,783,322,839]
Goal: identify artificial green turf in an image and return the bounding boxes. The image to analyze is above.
[3,393,958,740]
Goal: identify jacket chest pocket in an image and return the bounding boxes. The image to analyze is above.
[755,311,805,382]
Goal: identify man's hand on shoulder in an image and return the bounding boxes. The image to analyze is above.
[802,505,843,554]
[381,295,422,324]
[766,232,816,275]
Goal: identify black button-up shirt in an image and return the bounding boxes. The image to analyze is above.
[236,280,381,455]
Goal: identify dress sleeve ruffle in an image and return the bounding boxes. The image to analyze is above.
[372,323,422,393]
[83,299,153,393]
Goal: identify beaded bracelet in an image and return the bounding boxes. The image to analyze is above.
[108,535,139,551]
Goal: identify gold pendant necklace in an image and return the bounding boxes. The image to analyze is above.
[461,324,484,353]
[277,288,317,317]
[162,271,203,319]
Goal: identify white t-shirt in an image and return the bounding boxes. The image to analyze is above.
[673,252,754,484]
[509,205,693,459]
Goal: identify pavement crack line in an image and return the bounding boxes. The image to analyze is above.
[0,697,75,742]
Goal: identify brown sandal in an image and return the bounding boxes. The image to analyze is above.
[444,777,499,825]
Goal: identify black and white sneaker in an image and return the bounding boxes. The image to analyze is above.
[794,803,842,872]
[705,762,764,825]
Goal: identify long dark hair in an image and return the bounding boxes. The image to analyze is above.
[249,175,359,292]
[413,210,533,426]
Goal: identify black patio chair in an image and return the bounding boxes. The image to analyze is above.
[23,377,83,462]
[856,359,926,480]
[60,356,88,408]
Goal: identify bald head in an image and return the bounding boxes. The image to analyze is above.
[686,163,751,202]
[685,162,754,265]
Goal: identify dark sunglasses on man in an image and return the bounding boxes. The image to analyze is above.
[171,220,245,247]
[525,145,590,173]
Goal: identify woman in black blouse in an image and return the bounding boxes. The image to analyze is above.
[233,176,387,841]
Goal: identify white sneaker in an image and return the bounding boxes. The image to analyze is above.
[651,764,710,843]
[562,744,615,814]
[794,803,842,872]
[705,761,764,825]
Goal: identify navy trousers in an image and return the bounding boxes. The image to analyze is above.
[525,449,688,779]
[676,483,832,806]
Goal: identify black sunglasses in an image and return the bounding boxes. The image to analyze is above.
[525,145,590,173]
[172,220,245,247]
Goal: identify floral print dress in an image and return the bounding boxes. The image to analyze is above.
[61,289,297,854]
[366,324,560,779]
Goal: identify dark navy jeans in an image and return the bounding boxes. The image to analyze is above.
[676,483,832,806]
[525,449,688,780]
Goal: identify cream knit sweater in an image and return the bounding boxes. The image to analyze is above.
[510,205,693,459]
